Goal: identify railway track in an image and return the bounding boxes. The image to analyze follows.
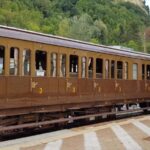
[0,107,149,142]
[1,115,150,150]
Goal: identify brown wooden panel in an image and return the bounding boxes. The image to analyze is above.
[78,79,93,95]
[0,77,6,98]
[58,78,66,96]
[66,78,78,96]
[0,76,31,109]
[7,76,30,98]
[30,77,59,106]
[1,76,150,111]
[48,78,59,95]
[31,77,59,96]
[142,80,150,98]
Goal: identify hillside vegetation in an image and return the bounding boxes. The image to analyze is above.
[0,0,150,52]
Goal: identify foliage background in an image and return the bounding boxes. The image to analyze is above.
[0,0,150,52]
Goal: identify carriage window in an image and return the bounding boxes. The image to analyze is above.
[81,57,86,78]
[111,60,115,79]
[96,58,103,78]
[0,46,5,75]
[70,55,78,77]
[10,47,19,75]
[60,54,66,77]
[133,63,138,80]
[147,65,150,80]
[88,57,93,78]
[117,61,123,79]
[142,64,145,80]
[23,50,30,75]
[124,62,128,79]
[105,59,109,79]
[36,50,47,76]
[51,53,57,77]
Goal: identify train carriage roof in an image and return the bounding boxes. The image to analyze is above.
[0,25,150,60]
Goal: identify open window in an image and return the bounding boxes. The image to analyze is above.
[133,63,138,80]
[147,65,150,80]
[88,57,93,78]
[81,57,86,78]
[10,47,19,75]
[124,62,128,79]
[70,55,78,77]
[142,64,145,80]
[36,50,47,76]
[105,59,109,79]
[96,58,103,78]
[117,61,123,79]
[23,49,30,75]
[0,46,5,75]
[60,54,66,77]
[111,60,115,79]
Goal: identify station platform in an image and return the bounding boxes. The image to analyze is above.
[0,115,150,150]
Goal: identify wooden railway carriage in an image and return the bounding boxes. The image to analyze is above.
[0,25,150,130]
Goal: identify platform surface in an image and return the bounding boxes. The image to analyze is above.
[0,115,150,150]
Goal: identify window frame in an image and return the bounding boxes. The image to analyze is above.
[124,62,128,80]
[22,49,31,76]
[111,60,115,79]
[96,58,103,79]
[88,57,93,79]
[35,50,47,77]
[142,64,145,80]
[69,54,79,78]
[0,45,5,75]
[9,47,19,76]
[105,59,109,79]
[146,64,150,80]
[117,61,123,79]
[59,53,66,78]
[132,63,138,80]
[81,56,87,78]
[51,52,57,77]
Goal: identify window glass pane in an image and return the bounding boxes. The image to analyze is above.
[51,53,57,77]
[36,50,47,76]
[10,47,19,75]
[117,61,123,79]
[111,60,115,79]
[23,50,30,75]
[124,62,128,79]
[81,57,86,78]
[96,58,103,78]
[0,46,5,75]
[133,63,138,80]
[142,64,145,80]
[88,57,93,78]
[105,60,109,79]
[147,65,150,80]
[60,54,66,77]
[70,55,78,77]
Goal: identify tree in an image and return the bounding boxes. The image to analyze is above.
[127,40,139,51]
[57,18,70,37]
[68,14,94,41]
[93,20,108,44]
[0,0,149,51]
